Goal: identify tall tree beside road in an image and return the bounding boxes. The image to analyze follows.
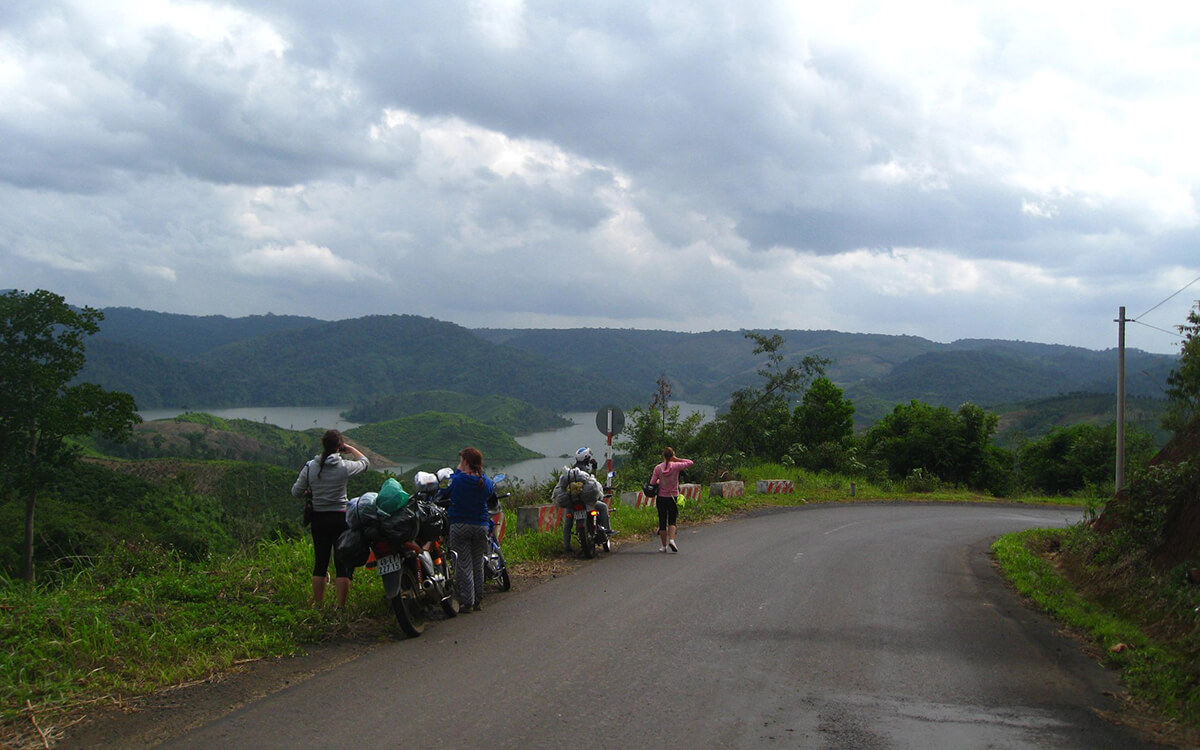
[702,332,829,467]
[789,377,857,473]
[0,290,139,582]
[862,400,1002,490]
[1163,303,1200,434]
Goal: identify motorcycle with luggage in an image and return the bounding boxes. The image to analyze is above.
[340,476,458,638]
[553,467,611,559]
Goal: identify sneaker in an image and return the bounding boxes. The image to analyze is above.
[668,540,678,552]
[605,528,619,536]
[659,546,668,553]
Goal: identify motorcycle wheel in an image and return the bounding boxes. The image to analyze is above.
[495,549,511,591]
[439,554,460,617]
[390,566,425,638]
[579,518,596,559]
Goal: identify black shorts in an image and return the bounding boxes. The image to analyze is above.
[657,496,679,530]
[311,510,353,578]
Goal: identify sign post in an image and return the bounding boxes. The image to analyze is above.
[594,405,625,485]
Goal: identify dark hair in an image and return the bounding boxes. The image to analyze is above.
[318,429,343,477]
[459,446,484,473]
[662,446,676,464]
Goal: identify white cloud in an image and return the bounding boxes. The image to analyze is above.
[233,241,367,282]
[0,0,1197,354]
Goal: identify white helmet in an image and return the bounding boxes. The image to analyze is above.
[575,446,593,463]
[414,471,439,492]
[436,467,453,482]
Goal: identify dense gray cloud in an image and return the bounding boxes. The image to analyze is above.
[2,0,1198,355]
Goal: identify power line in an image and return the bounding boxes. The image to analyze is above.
[1130,319,1180,338]
[1133,273,1200,321]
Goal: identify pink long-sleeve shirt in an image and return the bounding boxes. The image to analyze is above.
[650,458,693,498]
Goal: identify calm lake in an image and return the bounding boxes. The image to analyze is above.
[138,403,716,485]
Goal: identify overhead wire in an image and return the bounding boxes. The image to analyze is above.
[1130,319,1180,338]
[1132,273,1200,322]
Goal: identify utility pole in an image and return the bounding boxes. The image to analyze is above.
[1115,306,1127,493]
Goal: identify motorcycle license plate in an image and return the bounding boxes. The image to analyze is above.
[376,554,402,575]
[573,509,586,520]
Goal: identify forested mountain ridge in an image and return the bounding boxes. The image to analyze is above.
[77,308,1177,430]
[92,307,321,359]
[81,312,641,410]
[478,327,1176,424]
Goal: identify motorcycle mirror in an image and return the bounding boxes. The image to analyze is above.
[493,472,507,483]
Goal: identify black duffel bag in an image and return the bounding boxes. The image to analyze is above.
[415,501,449,544]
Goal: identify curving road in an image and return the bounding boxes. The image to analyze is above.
[157,503,1156,749]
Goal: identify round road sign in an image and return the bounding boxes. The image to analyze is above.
[595,405,625,435]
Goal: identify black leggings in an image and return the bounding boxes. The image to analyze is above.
[311,510,353,578]
[657,496,679,531]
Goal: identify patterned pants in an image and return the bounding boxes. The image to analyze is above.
[449,523,488,607]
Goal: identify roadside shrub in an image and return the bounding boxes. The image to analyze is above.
[903,468,940,493]
[1104,461,1196,555]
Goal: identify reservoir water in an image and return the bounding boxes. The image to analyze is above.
[137,402,716,485]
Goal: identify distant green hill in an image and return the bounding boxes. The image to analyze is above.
[80,311,640,410]
[0,457,387,577]
[74,308,1178,437]
[343,390,570,434]
[92,307,320,359]
[344,412,543,463]
[87,413,338,468]
[477,327,1176,432]
[991,393,1169,446]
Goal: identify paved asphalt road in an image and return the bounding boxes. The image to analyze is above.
[158,503,1157,749]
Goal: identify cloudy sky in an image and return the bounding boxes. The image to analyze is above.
[2,1,1198,354]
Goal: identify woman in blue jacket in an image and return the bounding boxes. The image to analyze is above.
[447,446,494,611]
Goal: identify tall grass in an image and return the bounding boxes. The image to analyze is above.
[0,537,391,728]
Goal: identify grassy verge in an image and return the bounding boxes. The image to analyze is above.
[992,527,1200,734]
[3,472,1084,747]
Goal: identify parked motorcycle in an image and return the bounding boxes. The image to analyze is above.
[484,474,511,591]
[370,472,459,637]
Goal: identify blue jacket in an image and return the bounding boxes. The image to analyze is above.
[448,470,494,526]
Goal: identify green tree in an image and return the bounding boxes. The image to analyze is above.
[791,377,855,449]
[862,400,1001,490]
[0,290,139,581]
[1019,422,1156,495]
[701,332,829,467]
[787,377,857,473]
[1163,303,1200,433]
[616,400,704,481]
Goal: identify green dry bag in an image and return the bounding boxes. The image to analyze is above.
[376,477,411,517]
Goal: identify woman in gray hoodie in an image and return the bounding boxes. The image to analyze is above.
[292,429,370,607]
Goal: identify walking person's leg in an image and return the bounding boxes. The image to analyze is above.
[665,498,679,552]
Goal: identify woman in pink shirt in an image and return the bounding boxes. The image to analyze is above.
[649,447,693,553]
